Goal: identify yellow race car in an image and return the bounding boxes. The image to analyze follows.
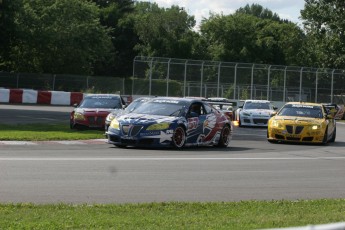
[267,102,336,144]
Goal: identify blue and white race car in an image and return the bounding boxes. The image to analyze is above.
[235,100,277,127]
[106,97,232,149]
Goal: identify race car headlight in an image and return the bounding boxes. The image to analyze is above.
[271,120,283,128]
[147,123,170,130]
[74,112,85,120]
[311,125,320,130]
[241,112,251,116]
[106,113,116,122]
[110,119,120,130]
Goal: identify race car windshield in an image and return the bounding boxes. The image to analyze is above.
[79,97,122,109]
[278,106,323,118]
[125,100,142,112]
[132,102,183,116]
[244,102,270,110]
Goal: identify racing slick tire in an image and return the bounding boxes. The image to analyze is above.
[238,116,242,127]
[172,126,186,150]
[330,127,336,143]
[217,125,231,147]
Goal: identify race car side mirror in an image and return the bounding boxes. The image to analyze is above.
[326,114,334,119]
[273,106,278,110]
[270,112,277,117]
[73,103,78,108]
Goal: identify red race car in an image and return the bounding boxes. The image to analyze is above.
[70,94,126,130]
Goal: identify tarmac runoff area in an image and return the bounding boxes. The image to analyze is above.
[0,139,107,145]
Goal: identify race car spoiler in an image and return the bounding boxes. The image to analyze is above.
[206,101,236,110]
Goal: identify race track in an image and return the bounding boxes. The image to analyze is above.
[1,104,345,204]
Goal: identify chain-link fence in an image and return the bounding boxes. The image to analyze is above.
[132,56,345,104]
[0,72,131,95]
[2,56,345,104]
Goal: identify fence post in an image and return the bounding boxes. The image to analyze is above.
[149,60,153,96]
[315,68,319,103]
[53,74,56,91]
[217,62,221,97]
[122,78,125,95]
[299,67,304,101]
[267,65,271,101]
[166,59,171,96]
[87,76,89,90]
[234,63,238,100]
[204,84,207,98]
[183,60,188,97]
[251,64,254,99]
[331,69,335,103]
[16,73,19,88]
[132,57,135,96]
[200,62,204,97]
[283,67,287,102]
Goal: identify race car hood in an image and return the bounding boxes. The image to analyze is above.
[74,108,120,115]
[273,116,324,125]
[241,109,275,116]
[116,113,179,125]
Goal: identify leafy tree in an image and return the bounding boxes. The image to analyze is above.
[91,0,137,77]
[301,0,345,69]
[10,0,112,75]
[236,3,283,22]
[200,12,304,66]
[133,2,197,59]
[0,0,22,71]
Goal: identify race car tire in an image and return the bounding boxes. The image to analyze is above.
[330,127,336,143]
[322,128,328,144]
[172,126,186,150]
[267,130,276,143]
[217,125,231,147]
[238,116,242,127]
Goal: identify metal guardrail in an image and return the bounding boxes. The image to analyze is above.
[0,72,129,95]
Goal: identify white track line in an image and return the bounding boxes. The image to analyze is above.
[0,141,38,145]
[1,157,345,161]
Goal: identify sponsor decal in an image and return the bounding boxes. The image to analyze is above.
[188,117,199,130]
[166,129,174,134]
[152,99,179,104]
[291,104,314,108]
[140,131,160,136]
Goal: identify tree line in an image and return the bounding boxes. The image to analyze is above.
[0,0,344,78]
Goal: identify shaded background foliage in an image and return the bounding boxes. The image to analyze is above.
[0,0,344,80]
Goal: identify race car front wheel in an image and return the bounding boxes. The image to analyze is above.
[172,126,186,149]
[322,128,328,144]
[330,127,336,143]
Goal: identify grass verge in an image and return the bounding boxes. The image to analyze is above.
[0,123,105,141]
[0,200,345,229]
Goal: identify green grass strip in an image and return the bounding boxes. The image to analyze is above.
[0,200,345,229]
[0,123,105,141]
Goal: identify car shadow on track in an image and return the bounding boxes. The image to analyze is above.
[109,145,252,152]
[268,140,345,147]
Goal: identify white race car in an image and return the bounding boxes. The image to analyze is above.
[235,100,277,127]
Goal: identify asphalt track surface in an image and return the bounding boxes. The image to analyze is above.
[1,104,345,204]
